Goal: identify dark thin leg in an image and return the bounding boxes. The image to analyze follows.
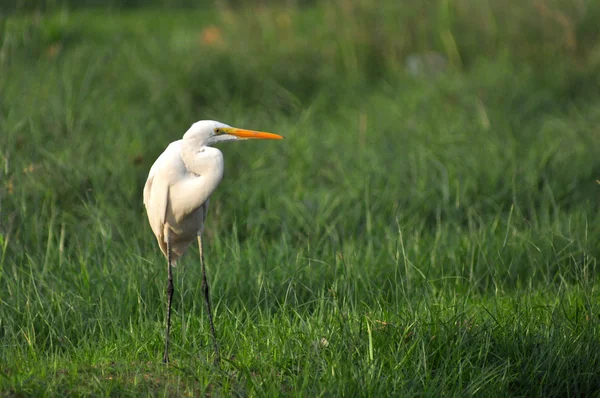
[198,235,220,365]
[163,233,174,364]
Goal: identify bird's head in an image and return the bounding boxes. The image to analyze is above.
[183,120,283,148]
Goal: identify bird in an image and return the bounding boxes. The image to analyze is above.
[143,120,283,364]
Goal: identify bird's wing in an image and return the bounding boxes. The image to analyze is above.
[144,174,169,243]
[143,141,182,255]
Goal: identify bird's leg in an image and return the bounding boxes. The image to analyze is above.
[163,233,174,364]
[198,235,220,365]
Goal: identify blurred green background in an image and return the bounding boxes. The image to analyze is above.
[1,0,600,396]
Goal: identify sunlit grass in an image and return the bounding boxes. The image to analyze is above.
[1,1,600,396]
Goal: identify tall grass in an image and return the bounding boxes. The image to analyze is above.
[1,1,600,395]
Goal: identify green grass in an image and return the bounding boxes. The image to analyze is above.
[1,1,600,396]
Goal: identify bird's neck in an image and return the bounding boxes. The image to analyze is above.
[180,141,223,179]
[180,142,204,174]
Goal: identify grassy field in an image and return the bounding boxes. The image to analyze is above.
[1,1,600,396]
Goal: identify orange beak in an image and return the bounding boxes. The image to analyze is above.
[221,127,283,140]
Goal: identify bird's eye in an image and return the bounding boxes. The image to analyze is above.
[214,128,220,134]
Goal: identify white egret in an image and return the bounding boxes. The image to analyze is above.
[143,120,283,364]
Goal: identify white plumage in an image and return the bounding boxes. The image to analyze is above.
[143,119,283,364]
